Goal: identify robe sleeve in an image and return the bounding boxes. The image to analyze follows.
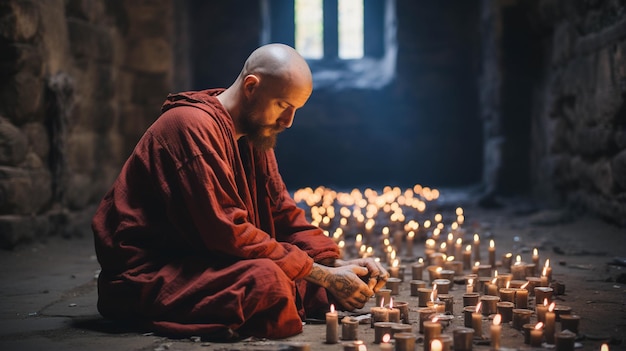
[149,106,315,281]
[261,150,340,263]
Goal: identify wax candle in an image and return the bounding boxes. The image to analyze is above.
[545,302,556,344]
[373,322,394,343]
[541,266,549,287]
[488,240,496,268]
[555,330,576,351]
[496,302,514,323]
[431,339,443,351]
[417,287,433,307]
[601,343,609,351]
[480,295,500,316]
[370,300,389,328]
[394,332,416,351]
[536,298,549,323]
[424,317,442,351]
[463,292,480,307]
[486,278,498,296]
[560,314,580,334]
[454,238,463,260]
[410,279,426,296]
[544,259,553,281]
[453,327,474,351]
[466,278,474,294]
[501,252,513,272]
[326,304,338,344]
[411,259,424,280]
[535,287,554,305]
[390,259,400,279]
[375,288,391,307]
[471,302,483,338]
[499,287,516,303]
[463,245,472,270]
[433,279,450,294]
[531,322,544,347]
[490,314,502,350]
[418,307,437,333]
[473,233,480,261]
[386,277,401,295]
[379,333,393,351]
[406,230,414,257]
[532,248,539,266]
[515,282,529,309]
[393,300,410,324]
[511,255,526,280]
[341,316,359,341]
[512,308,532,330]
[387,298,400,323]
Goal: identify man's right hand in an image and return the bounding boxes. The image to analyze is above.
[305,263,374,311]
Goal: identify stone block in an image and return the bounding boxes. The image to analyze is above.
[0,117,28,165]
[64,173,94,210]
[0,43,43,77]
[0,0,40,42]
[125,38,171,73]
[21,122,50,161]
[0,69,44,124]
[67,18,113,63]
[0,164,52,215]
[571,123,613,157]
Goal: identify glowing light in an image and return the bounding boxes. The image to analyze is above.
[493,314,501,326]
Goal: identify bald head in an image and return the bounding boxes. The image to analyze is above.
[240,43,312,86]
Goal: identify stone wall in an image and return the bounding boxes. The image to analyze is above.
[480,0,626,225]
[0,0,178,248]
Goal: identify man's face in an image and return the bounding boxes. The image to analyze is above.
[238,94,287,150]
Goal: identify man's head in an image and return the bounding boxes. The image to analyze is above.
[221,43,313,150]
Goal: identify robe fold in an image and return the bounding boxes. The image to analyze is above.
[92,89,340,339]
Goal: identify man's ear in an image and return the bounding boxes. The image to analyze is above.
[242,74,260,97]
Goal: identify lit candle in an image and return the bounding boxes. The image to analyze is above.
[370,299,389,328]
[326,304,338,344]
[354,233,362,250]
[536,298,549,323]
[530,322,544,347]
[412,258,424,280]
[466,278,474,294]
[454,238,463,262]
[379,333,393,351]
[463,245,472,270]
[430,339,443,351]
[511,255,526,280]
[472,302,483,338]
[473,233,481,261]
[490,314,502,350]
[515,282,529,309]
[545,302,556,344]
[544,259,552,281]
[424,316,442,351]
[387,297,400,323]
[406,230,415,257]
[532,248,539,266]
[488,240,496,268]
[390,259,400,279]
[601,343,609,351]
[501,252,513,272]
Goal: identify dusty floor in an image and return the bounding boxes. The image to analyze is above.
[0,188,625,351]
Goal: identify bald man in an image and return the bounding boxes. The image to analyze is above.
[92,44,388,340]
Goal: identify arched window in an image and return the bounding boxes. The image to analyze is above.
[261,0,397,90]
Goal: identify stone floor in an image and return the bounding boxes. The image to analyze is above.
[0,189,625,351]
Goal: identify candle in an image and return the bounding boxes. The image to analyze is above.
[535,287,554,305]
[326,304,338,344]
[536,298,549,323]
[480,295,500,316]
[406,230,415,257]
[453,327,474,351]
[379,333,393,351]
[463,245,472,270]
[515,282,529,308]
[490,314,502,350]
[387,297,400,323]
[410,279,426,296]
[341,316,358,341]
[431,339,443,351]
[488,240,496,268]
[411,259,424,280]
[601,343,609,351]
[496,302,514,323]
[532,247,539,266]
[417,287,433,307]
[531,322,544,347]
[370,300,389,328]
[390,259,400,279]
[454,238,463,261]
[511,255,526,280]
[560,314,580,334]
[466,278,474,294]
[418,307,437,333]
[462,292,480,307]
[373,322,394,343]
[512,308,533,330]
[394,332,416,351]
[386,277,401,295]
[555,330,576,351]
[473,233,480,262]
[471,302,483,338]
[424,317,442,351]
[393,300,410,324]
[545,302,556,344]
[375,288,391,307]
[486,277,498,296]
[501,252,513,272]
[544,258,553,281]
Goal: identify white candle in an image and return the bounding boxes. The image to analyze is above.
[490,314,502,350]
[326,304,338,344]
[545,302,556,344]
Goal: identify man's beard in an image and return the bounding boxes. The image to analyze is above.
[238,111,283,150]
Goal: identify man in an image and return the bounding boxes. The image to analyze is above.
[92,43,388,340]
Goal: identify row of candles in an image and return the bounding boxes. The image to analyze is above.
[293,185,608,350]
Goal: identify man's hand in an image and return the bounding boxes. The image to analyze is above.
[305,263,374,311]
[335,258,389,292]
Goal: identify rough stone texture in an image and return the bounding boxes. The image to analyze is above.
[481,0,626,225]
[0,0,175,248]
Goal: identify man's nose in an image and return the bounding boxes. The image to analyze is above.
[279,108,296,129]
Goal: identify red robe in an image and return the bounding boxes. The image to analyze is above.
[92,89,339,339]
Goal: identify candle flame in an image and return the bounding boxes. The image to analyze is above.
[475,302,482,313]
[456,207,463,215]
[491,277,497,284]
[448,233,454,241]
[356,234,362,242]
[494,270,498,277]
[468,278,474,285]
[489,239,495,248]
[535,322,544,330]
[408,231,415,239]
[419,257,424,263]
[447,256,455,261]
[548,302,555,312]
[601,343,609,351]
[380,298,385,308]
[474,233,479,242]
[330,304,335,313]
[474,261,480,267]
[392,259,399,268]
[456,238,463,245]
[436,267,442,273]
[389,297,394,309]
[431,339,443,350]
[505,252,512,258]
[358,344,367,351]
[533,248,538,256]
[543,298,548,307]
[466,245,472,252]
[542,266,547,277]
[521,282,529,289]
[430,290,436,302]
[545,259,550,268]
[382,333,391,343]
[493,314,501,326]
[506,281,510,289]
[515,255,522,264]
[432,316,439,323]
[440,242,447,250]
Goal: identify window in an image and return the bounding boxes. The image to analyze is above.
[261,0,397,90]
